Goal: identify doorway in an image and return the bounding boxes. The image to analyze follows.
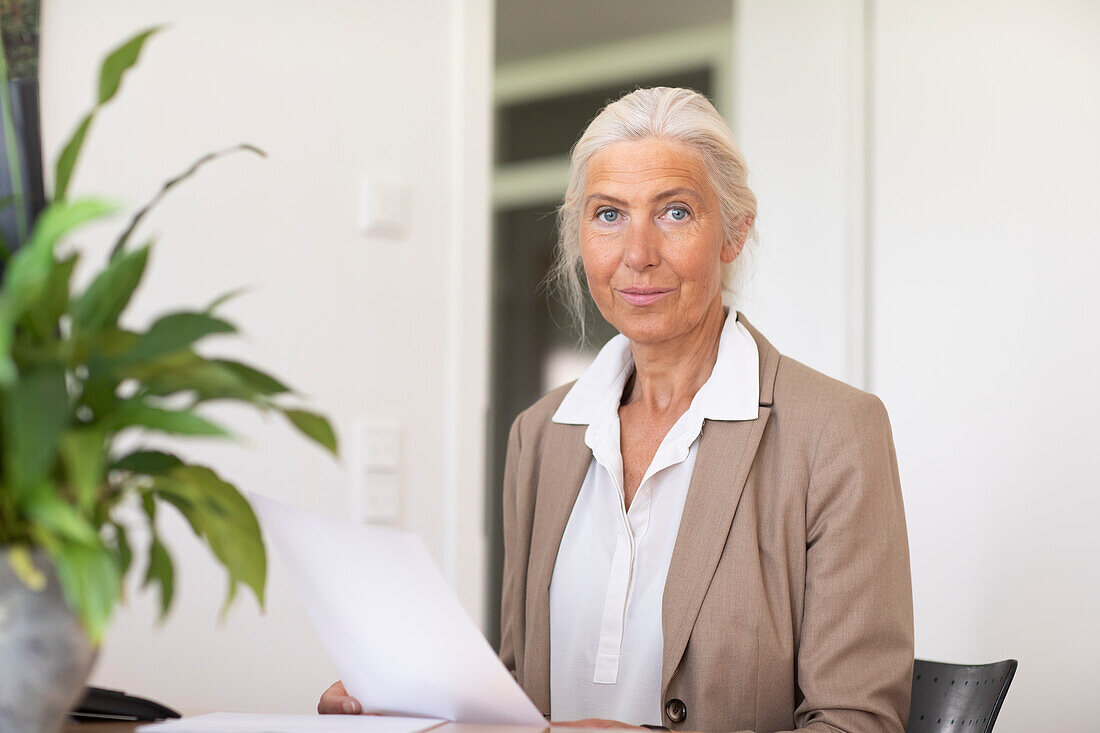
[486,0,734,647]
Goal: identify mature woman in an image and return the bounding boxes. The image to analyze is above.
[323,87,913,732]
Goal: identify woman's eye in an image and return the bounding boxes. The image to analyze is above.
[597,209,620,223]
[666,206,689,221]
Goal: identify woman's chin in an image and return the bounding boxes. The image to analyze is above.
[612,306,719,347]
[613,318,683,346]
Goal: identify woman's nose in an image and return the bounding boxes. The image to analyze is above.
[622,221,660,271]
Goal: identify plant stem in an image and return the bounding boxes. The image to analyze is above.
[0,22,28,243]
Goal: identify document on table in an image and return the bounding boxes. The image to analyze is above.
[138,712,445,732]
[248,493,547,727]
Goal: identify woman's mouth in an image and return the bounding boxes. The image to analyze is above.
[616,287,672,306]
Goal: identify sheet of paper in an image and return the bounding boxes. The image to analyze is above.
[249,494,547,727]
[138,712,444,732]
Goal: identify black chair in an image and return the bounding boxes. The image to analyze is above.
[906,658,1017,733]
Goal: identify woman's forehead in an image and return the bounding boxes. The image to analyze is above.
[586,139,711,199]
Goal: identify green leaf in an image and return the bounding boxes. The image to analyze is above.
[1,364,69,491]
[203,286,251,314]
[0,199,113,381]
[71,245,149,333]
[112,144,266,258]
[0,297,19,385]
[59,425,107,514]
[112,521,133,576]
[145,361,254,403]
[0,217,54,308]
[112,449,182,475]
[74,328,140,419]
[213,360,290,396]
[0,198,115,318]
[1,244,51,308]
[141,490,156,521]
[0,200,110,383]
[143,533,174,619]
[136,354,274,405]
[98,27,163,105]
[116,347,194,377]
[121,312,236,364]
[0,234,48,310]
[154,491,201,538]
[36,253,79,339]
[281,408,338,456]
[153,464,265,612]
[53,113,92,201]
[53,27,163,201]
[27,198,118,263]
[20,482,100,546]
[76,327,141,364]
[51,539,120,644]
[110,402,229,437]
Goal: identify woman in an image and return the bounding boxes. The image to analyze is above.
[322,87,913,732]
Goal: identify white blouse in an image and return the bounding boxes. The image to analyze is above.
[547,310,760,725]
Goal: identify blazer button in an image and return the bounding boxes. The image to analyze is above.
[665,698,687,724]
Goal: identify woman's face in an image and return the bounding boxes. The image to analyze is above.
[580,137,739,346]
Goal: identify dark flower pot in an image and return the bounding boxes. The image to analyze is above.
[0,549,96,733]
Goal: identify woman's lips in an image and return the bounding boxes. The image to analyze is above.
[616,288,672,306]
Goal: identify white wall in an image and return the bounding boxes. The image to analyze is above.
[871,2,1100,730]
[40,0,492,714]
[734,0,867,385]
[735,1,1100,730]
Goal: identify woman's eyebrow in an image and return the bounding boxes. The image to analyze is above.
[584,188,701,208]
[651,187,702,203]
[585,193,629,208]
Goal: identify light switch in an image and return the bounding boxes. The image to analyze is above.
[350,417,402,525]
[362,471,401,523]
[358,176,410,237]
[361,424,400,470]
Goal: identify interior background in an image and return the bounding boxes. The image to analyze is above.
[37,2,1099,731]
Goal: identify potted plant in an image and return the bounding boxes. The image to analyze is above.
[0,27,338,733]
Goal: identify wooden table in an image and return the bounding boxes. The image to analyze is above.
[66,721,562,733]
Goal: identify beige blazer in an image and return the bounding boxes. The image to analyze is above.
[499,314,913,733]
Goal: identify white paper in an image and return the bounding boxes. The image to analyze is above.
[249,494,547,727]
[138,712,444,732]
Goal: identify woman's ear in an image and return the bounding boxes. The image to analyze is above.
[720,239,742,263]
[720,216,753,263]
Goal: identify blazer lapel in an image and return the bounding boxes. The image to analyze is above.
[524,421,591,714]
[660,411,771,693]
[661,312,779,693]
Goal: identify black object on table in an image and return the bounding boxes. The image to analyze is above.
[70,686,181,723]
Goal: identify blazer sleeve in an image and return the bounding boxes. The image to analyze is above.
[498,411,524,680]
[791,392,914,733]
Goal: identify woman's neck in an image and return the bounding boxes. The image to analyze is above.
[623,301,727,415]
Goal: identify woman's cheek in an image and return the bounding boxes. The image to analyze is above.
[583,240,619,281]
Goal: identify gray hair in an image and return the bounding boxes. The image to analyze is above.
[549,87,758,338]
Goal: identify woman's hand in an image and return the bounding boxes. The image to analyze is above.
[553,719,645,729]
[317,680,362,715]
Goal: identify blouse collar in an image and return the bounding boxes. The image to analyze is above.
[552,309,760,426]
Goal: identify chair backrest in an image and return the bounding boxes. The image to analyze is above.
[906,658,1017,733]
